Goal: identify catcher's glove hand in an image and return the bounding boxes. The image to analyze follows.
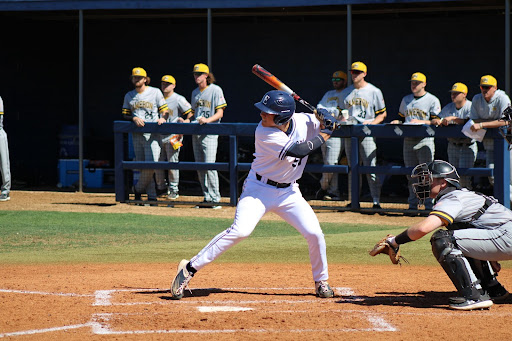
[369,234,409,265]
[315,108,342,135]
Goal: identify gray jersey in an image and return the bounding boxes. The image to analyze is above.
[317,89,344,118]
[431,188,512,229]
[191,84,227,122]
[165,92,192,122]
[469,89,511,121]
[340,83,386,123]
[122,86,168,122]
[439,100,473,143]
[399,92,441,122]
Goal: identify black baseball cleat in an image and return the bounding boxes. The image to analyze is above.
[487,284,510,302]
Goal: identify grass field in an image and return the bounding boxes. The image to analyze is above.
[0,210,438,265]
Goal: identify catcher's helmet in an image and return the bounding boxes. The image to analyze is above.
[411,160,461,204]
[254,90,295,125]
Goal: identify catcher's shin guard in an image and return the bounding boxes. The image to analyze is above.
[466,258,499,289]
[430,230,482,300]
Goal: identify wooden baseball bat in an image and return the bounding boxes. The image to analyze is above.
[252,64,316,113]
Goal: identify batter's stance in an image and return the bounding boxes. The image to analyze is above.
[0,95,11,201]
[171,90,336,299]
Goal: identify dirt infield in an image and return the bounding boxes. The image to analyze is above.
[1,191,512,340]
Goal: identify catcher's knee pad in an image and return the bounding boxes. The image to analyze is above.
[430,229,456,263]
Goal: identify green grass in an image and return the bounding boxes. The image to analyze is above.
[0,210,437,265]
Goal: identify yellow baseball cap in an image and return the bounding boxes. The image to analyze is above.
[132,67,147,77]
[480,75,497,87]
[161,75,176,84]
[410,72,426,83]
[332,71,347,80]
[193,63,209,74]
[450,82,468,94]
[350,62,367,73]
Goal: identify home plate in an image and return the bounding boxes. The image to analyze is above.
[197,306,254,312]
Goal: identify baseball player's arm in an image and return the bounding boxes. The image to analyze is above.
[386,215,445,248]
[471,119,509,131]
[285,134,329,158]
[390,113,405,124]
[367,110,386,125]
[198,106,225,125]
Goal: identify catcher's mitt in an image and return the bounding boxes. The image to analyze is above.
[315,108,342,133]
[369,234,409,265]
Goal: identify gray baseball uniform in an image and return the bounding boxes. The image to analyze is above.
[191,83,227,203]
[341,83,386,204]
[317,89,345,197]
[0,96,11,200]
[156,92,192,196]
[439,100,477,189]
[122,86,169,200]
[469,89,512,186]
[431,188,512,261]
[399,92,441,209]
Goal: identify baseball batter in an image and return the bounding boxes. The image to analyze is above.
[316,70,347,200]
[171,91,336,300]
[184,63,227,208]
[392,72,441,212]
[0,96,11,202]
[382,160,512,310]
[122,67,169,202]
[340,62,387,208]
[155,75,192,200]
[431,83,476,189]
[468,75,511,189]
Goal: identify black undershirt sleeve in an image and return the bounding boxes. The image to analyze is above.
[285,134,325,158]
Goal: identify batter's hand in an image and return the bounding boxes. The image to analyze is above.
[133,116,145,127]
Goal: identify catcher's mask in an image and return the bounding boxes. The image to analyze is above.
[411,160,461,204]
[254,90,295,125]
[499,105,512,150]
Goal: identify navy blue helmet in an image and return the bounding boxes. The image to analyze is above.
[254,90,296,125]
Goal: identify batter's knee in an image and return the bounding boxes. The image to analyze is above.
[227,224,254,240]
[430,229,456,263]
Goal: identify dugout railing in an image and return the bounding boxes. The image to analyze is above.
[113,121,511,210]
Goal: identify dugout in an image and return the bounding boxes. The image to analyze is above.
[0,0,510,195]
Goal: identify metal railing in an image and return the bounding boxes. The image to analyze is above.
[113,121,511,209]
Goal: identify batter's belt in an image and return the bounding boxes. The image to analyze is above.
[256,173,291,188]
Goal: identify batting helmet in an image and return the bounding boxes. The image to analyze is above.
[254,90,295,125]
[411,160,461,204]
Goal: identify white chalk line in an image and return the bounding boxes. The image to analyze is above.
[0,323,92,338]
[0,288,94,297]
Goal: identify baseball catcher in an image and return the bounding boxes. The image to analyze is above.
[370,160,512,310]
